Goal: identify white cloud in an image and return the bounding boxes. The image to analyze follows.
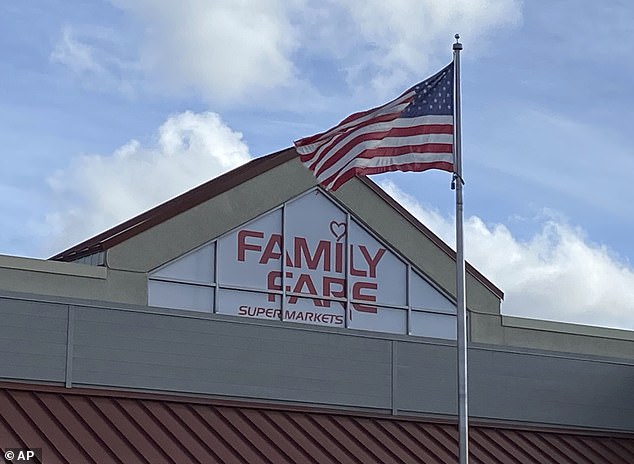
[304,0,523,97]
[50,27,104,75]
[380,180,634,330]
[50,25,138,96]
[52,0,523,103]
[45,111,251,254]
[106,0,302,103]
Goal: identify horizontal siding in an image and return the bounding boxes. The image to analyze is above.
[0,297,67,382]
[71,307,393,409]
[0,294,632,432]
[469,348,634,432]
[395,341,457,414]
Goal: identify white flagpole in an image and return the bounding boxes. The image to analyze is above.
[452,34,469,464]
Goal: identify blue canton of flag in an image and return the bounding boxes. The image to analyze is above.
[402,65,453,117]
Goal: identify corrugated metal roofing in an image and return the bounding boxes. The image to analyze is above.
[1,382,632,464]
[49,147,503,300]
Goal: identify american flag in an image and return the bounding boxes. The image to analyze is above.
[294,62,454,191]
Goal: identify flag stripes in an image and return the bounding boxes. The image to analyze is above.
[295,63,454,190]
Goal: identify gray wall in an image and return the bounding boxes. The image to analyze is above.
[1,292,633,432]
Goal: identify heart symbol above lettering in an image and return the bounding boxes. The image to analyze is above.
[330,221,347,242]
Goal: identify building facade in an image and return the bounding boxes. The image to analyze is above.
[1,148,633,463]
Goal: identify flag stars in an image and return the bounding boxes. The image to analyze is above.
[402,62,453,116]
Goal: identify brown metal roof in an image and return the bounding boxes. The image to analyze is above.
[50,147,502,299]
[2,382,632,464]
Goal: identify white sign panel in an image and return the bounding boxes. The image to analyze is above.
[217,208,282,289]
[215,190,410,328]
[149,189,456,339]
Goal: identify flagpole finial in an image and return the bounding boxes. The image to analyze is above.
[453,34,463,50]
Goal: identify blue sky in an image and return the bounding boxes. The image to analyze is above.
[1,0,633,329]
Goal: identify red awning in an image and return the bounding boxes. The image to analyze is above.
[1,382,632,463]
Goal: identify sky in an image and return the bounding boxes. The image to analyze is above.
[1,0,633,330]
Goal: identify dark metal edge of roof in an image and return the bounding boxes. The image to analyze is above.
[2,380,631,439]
[49,147,502,300]
[49,147,298,261]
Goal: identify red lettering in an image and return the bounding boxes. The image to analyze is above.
[237,230,263,261]
[267,271,281,291]
[335,242,344,273]
[259,234,282,264]
[323,276,345,298]
[288,273,326,306]
[292,274,318,295]
[359,246,385,278]
[267,271,281,302]
[350,245,367,276]
[294,238,331,271]
[321,276,346,309]
[284,271,293,292]
[352,281,378,313]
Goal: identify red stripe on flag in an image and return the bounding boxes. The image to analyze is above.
[330,161,453,191]
[314,132,453,179]
[318,143,452,185]
[295,91,415,152]
[300,111,406,166]
[294,62,455,190]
